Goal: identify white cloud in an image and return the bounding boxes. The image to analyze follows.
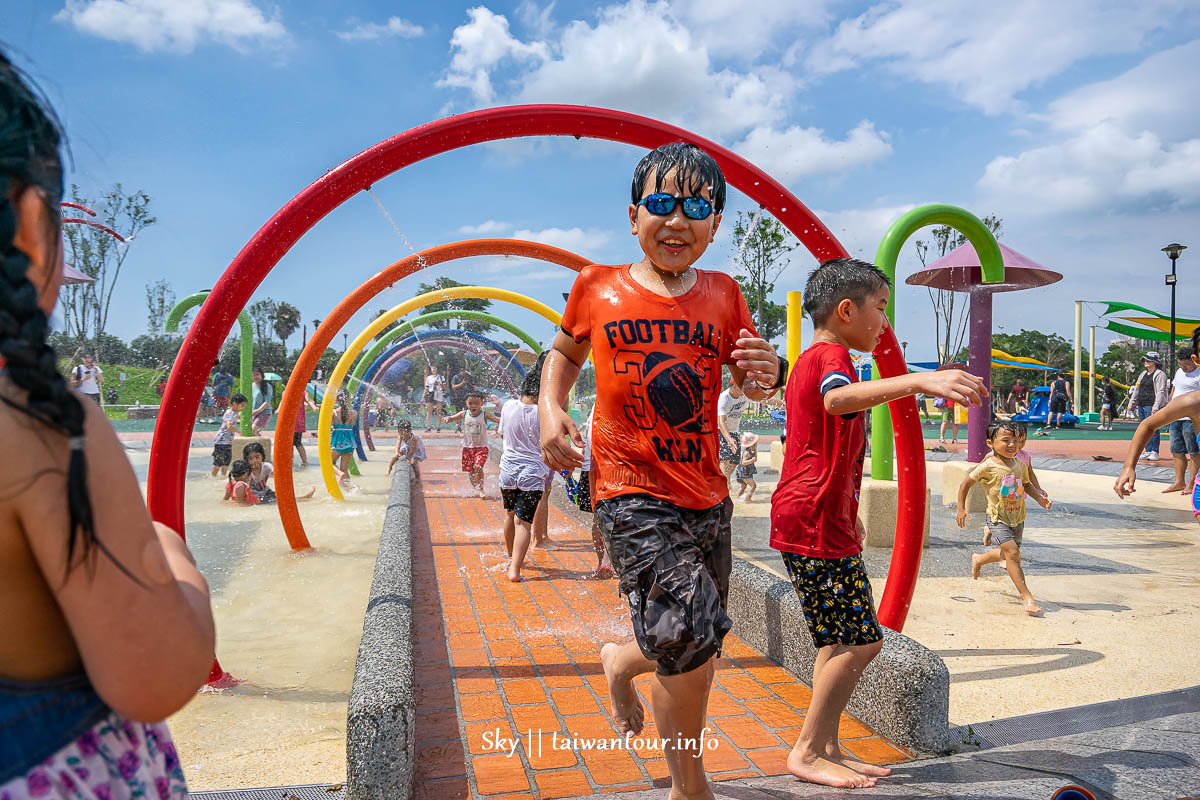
[734,120,892,182]
[806,0,1181,114]
[979,122,1200,213]
[54,0,287,54]
[510,226,612,256]
[439,2,797,140]
[336,16,424,42]
[437,6,549,103]
[1045,40,1200,141]
[458,220,511,235]
[515,0,557,38]
[668,0,829,59]
[809,202,921,260]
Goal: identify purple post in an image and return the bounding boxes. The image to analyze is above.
[967,288,993,463]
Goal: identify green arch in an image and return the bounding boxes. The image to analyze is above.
[349,310,543,388]
[166,291,254,437]
[870,204,1004,480]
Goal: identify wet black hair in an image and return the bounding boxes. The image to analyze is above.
[1177,346,1194,362]
[230,392,248,405]
[466,390,485,401]
[242,441,266,460]
[396,419,413,432]
[986,420,1025,442]
[0,49,106,575]
[229,459,251,479]
[631,143,727,214]
[803,257,892,326]
[521,351,548,398]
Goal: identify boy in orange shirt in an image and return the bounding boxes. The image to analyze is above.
[540,143,784,800]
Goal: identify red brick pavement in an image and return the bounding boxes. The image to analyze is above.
[408,440,908,799]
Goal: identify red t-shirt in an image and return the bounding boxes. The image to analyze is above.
[770,342,865,558]
[295,401,308,433]
[561,264,758,510]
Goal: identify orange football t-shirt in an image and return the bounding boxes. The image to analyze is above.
[561,264,758,510]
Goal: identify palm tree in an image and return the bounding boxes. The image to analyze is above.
[272,301,302,350]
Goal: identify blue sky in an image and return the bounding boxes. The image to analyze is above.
[8,0,1200,362]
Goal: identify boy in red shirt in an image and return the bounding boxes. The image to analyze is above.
[541,143,784,799]
[771,258,986,789]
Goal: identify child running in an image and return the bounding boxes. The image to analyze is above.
[388,419,427,481]
[770,258,985,789]
[959,421,1052,615]
[442,390,500,497]
[540,143,784,799]
[330,389,358,487]
[500,356,550,582]
[212,393,247,477]
[734,431,759,502]
[0,49,215,796]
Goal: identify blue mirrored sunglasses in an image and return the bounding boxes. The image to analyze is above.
[637,193,714,220]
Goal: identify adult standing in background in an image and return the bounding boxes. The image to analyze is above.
[1006,379,1029,414]
[1127,352,1170,461]
[69,352,103,405]
[1047,372,1072,429]
[424,364,445,432]
[1163,347,1200,491]
[251,367,273,436]
[211,362,233,415]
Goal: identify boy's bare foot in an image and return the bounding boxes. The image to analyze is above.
[600,643,644,735]
[507,564,522,582]
[1023,597,1042,615]
[1162,483,1186,493]
[534,538,558,551]
[787,748,876,789]
[971,553,983,580]
[301,485,316,499]
[666,786,715,800]
[828,746,892,777]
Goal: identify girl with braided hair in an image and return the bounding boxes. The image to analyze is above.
[0,51,215,797]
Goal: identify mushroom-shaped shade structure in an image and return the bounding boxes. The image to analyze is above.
[905,241,1062,461]
[906,241,1061,293]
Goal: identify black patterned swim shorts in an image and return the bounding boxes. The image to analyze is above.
[501,488,543,524]
[595,493,733,676]
[781,552,883,648]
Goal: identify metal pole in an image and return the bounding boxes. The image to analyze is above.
[1073,301,1083,416]
[1170,253,1178,350]
[786,291,803,363]
[1089,325,1096,417]
[967,289,993,462]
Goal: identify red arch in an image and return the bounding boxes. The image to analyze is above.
[148,105,925,631]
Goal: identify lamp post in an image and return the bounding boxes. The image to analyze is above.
[1163,243,1187,350]
[901,341,908,360]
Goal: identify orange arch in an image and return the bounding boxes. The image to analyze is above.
[272,238,590,550]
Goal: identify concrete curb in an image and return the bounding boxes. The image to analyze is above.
[345,462,415,800]
[726,558,950,754]
[546,483,951,754]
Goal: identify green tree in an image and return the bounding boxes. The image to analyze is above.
[1098,338,1145,387]
[991,329,1085,394]
[730,207,795,343]
[59,184,156,359]
[914,215,1003,364]
[247,299,278,344]
[414,277,493,334]
[144,279,177,335]
[271,301,302,349]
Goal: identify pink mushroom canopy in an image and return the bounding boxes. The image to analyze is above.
[906,241,1061,292]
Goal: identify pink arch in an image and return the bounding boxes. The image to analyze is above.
[148,105,925,631]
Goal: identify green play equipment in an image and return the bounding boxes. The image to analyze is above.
[166,291,254,436]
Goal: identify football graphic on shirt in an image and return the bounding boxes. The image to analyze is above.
[642,352,706,433]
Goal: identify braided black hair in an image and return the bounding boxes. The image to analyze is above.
[0,50,101,575]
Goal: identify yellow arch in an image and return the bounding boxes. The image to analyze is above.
[319,286,563,499]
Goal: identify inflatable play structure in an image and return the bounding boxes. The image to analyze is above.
[1012,386,1081,427]
[150,105,952,688]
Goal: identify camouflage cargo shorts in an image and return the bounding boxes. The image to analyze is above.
[595,493,734,676]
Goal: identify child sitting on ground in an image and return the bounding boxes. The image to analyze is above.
[388,419,426,480]
[735,431,759,502]
[959,420,1052,615]
[242,442,316,504]
[500,355,549,582]
[771,257,986,789]
[442,390,500,498]
[211,393,246,478]
[539,143,784,798]
[224,460,259,505]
